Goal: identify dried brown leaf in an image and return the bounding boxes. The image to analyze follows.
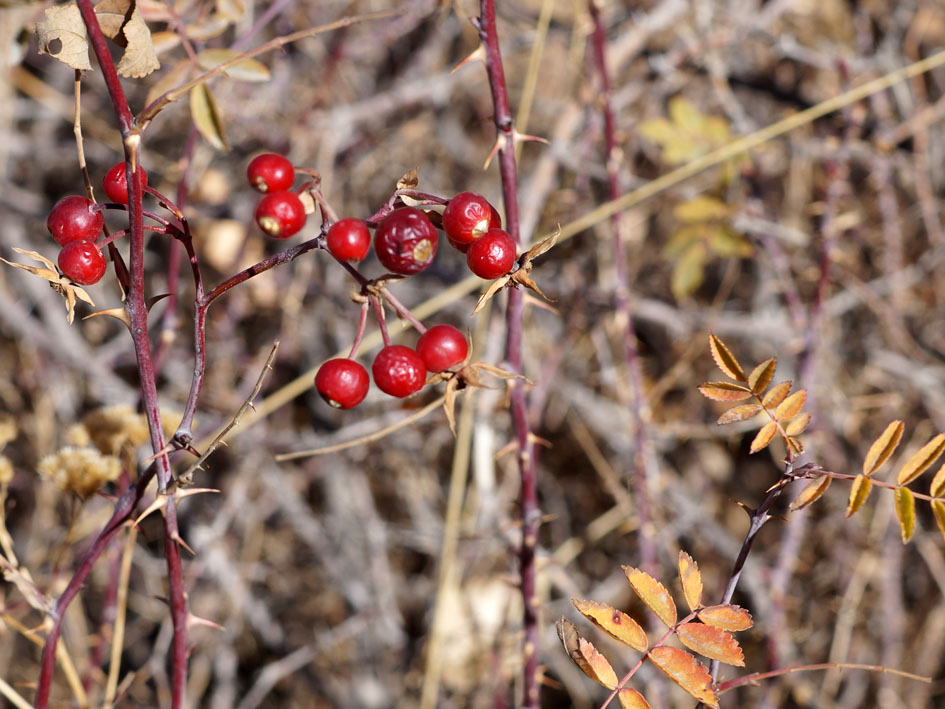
[190,83,228,151]
[708,334,746,381]
[895,487,916,543]
[647,646,718,707]
[846,474,872,517]
[698,604,753,631]
[572,599,648,652]
[622,566,676,628]
[863,420,904,476]
[555,618,618,689]
[37,4,92,71]
[775,390,806,421]
[790,475,831,511]
[897,433,945,486]
[750,421,778,454]
[717,404,762,425]
[94,0,160,78]
[698,382,753,402]
[761,380,792,409]
[676,622,745,666]
[396,168,419,190]
[748,358,776,394]
[678,551,702,612]
[618,688,651,709]
[785,412,811,436]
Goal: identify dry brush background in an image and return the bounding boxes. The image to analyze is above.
[2,0,945,707]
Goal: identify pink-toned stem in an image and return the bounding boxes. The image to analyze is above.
[349,301,370,358]
[371,294,392,347]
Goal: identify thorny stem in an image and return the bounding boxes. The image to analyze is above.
[477,3,539,707]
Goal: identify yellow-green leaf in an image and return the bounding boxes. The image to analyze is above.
[647,646,718,708]
[190,84,229,151]
[930,464,945,498]
[676,622,745,666]
[846,474,872,517]
[145,59,192,109]
[196,49,270,82]
[748,358,776,394]
[678,551,703,612]
[785,412,811,436]
[894,487,916,543]
[775,390,806,421]
[671,241,707,299]
[556,617,618,689]
[618,688,651,709]
[673,196,731,223]
[697,604,753,631]
[709,334,746,381]
[750,421,778,453]
[572,599,647,652]
[707,226,752,258]
[717,404,762,424]
[896,433,945,486]
[790,475,831,511]
[622,566,676,628]
[699,382,753,402]
[931,500,945,545]
[762,381,792,409]
[863,420,904,476]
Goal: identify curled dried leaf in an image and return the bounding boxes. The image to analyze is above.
[895,487,916,543]
[676,622,745,666]
[897,433,945,486]
[647,646,718,708]
[846,474,872,517]
[396,168,419,190]
[708,334,746,381]
[790,475,831,511]
[555,618,618,689]
[37,4,92,72]
[863,420,904,476]
[622,566,676,628]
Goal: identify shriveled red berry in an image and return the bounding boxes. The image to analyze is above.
[247,153,295,193]
[443,192,493,245]
[466,228,516,279]
[47,195,104,246]
[58,240,106,285]
[255,191,306,238]
[373,207,438,275]
[417,325,468,372]
[372,345,426,398]
[102,162,148,204]
[326,218,371,262]
[315,358,370,409]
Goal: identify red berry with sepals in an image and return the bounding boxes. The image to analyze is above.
[255,191,306,238]
[326,218,371,262]
[102,162,148,204]
[58,240,106,285]
[315,359,370,409]
[466,228,516,279]
[246,153,295,193]
[443,192,493,245]
[417,325,468,372]
[373,207,438,275]
[372,345,426,397]
[47,195,104,246]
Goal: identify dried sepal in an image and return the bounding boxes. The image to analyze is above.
[697,604,753,631]
[622,566,677,628]
[471,274,511,315]
[761,381,792,409]
[2,247,96,323]
[572,599,647,652]
[896,433,945,486]
[790,475,831,511]
[84,306,132,331]
[678,551,703,612]
[895,487,916,543]
[750,421,779,454]
[708,334,746,382]
[717,404,762,425]
[775,390,806,421]
[555,618,618,689]
[748,358,776,394]
[396,167,419,190]
[930,464,945,498]
[698,382,753,402]
[863,420,904,476]
[618,688,651,709]
[676,622,745,666]
[931,500,945,545]
[786,435,804,456]
[647,646,718,708]
[846,474,873,517]
[785,412,811,436]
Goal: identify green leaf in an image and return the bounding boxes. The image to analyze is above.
[673,196,731,223]
[190,84,229,151]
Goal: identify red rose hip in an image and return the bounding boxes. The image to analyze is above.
[315,359,370,409]
[372,345,426,398]
[47,195,104,246]
[442,192,493,245]
[373,207,438,275]
[102,162,148,204]
[466,228,516,279]
[255,191,306,238]
[246,153,295,193]
[326,218,371,262]
[58,240,107,285]
[417,325,468,372]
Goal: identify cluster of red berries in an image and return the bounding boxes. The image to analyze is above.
[315,324,468,409]
[46,161,150,285]
[247,153,307,238]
